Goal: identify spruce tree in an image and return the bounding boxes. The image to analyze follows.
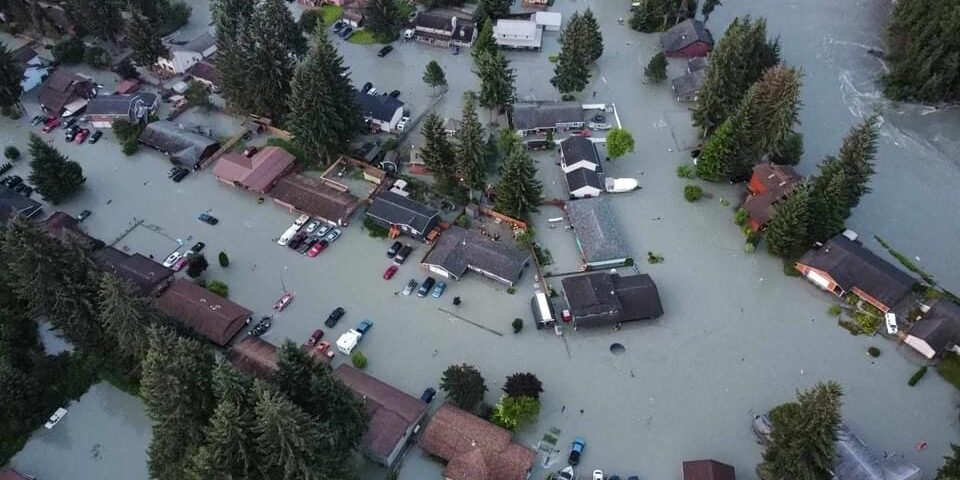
[770,131,803,166]
[287,30,359,165]
[495,139,542,218]
[884,0,960,102]
[419,114,460,197]
[581,8,603,63]
[97,273,163,364]
[363,0,402,41]
[806,157,850,244]
[645,52,668,83]
[243,0,299,119]
[423,60,447,94]
[760,381,843,480]
[936,444,960,480]
[68,0,123,41]
[454,95,486,193]
[472,20,497,61]
[253,380,326,480]
[701,0,721,23]
[0,43,23,113]
[835,116,879,211]
[628,0,693,33]
[765,184,810,259]
[475,50,516,121]
[128,12,170,68]
[212,0,255,113]
[28,134,85,205]
[474,0,510,26]
[261,0,307,58]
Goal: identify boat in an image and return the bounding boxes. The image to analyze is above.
[273,292,294,311]
[558,466,575,480]
[44,407,68,429]
[605,177,640,193]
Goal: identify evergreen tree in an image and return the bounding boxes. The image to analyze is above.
[806,156,849,243]
[363,0,402,41]
[243,0,299,119]
[581,9,603,62]
[760,381,843,480]
[695,116,741,181]
[936,444,960,480]
[0,43,23,113]
[128,12,170,67]
[884,0,960,103]
[472,20,497,61]
[629,0,695,33]
[503,372,543,399]
[551,12,594,94]
[454,95,486,193]
[212,0,255,113]
[260,0,307,58]
[645,52,668,83]
[186,254,209,278]
[770,131,803,166]
[835,116,879,211]
[27,134,85,204]
[475,50,516,120]
[765,184,810,259]
[440,364,488,411]
[701,0,721,23]
[272,341,318,409]
[287,30,359,165]
[97,273,162,363]
[419,114,460,197]
[473,0,510,26]
[0,362,41,433]
[693,16,780,133]
[495,139,542,218]
[423,60,448,94]
[68,0,123,41]
[749,65,803,159]
[253,380,326,480]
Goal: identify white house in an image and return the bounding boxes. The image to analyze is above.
[12,45,49,92]
[354,91,405,133]
[157,32,217,74]
[493,19,543,50]
[905,301,960,359]
[560,136,604,199]
[534,11,562,31]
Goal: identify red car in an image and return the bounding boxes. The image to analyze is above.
[307,329,323,345]
[306,239,329,257]
[316,340,332,354]
[74,128,89,144]
[572,130,592,137]
[170,256,189,272]
[273,291,295,311]
[41,117,61,133]
[383,264,398,280]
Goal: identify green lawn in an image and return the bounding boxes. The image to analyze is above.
[348,29,378,45]
[937,353,960,390]
[319,5,343,26]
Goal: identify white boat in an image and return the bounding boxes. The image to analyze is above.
[44,407,68,429]
[605,177,639,193]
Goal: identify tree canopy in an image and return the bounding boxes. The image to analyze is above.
[759,381,843,480]
[28,134,85,204]
[128,13,170,68]
[0,43,23,113]
[606,128,636,159]
[440,363,488,411]
[883,0,960,103]
[363,0,403,41]
[503,372,544,399]
[495,136,542,218]
[629,0,697,33]
[423,60,448,93]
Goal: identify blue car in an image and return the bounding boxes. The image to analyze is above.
[357,319,373,335]
[568,437,585,466]
[420,387,436,403]
[431,281,447,298]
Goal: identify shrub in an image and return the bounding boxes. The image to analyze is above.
[4,146,20,161]
[83,46,110,68]
[207,280,229,297]
[647,251,664,264]
[743,242,756,253]
[676,164,696,179]
[548,54,559,63]
[561,94,575,101]
[644,52,668,82]
[456,215,472,229]
[853,310,881,336]
[506,287,516,295]
[837,318,862,335]
[908,366,928,386]
[734,208,749,226]
[623,257,635,266]
[363,216,389,238]
[828,305,842,316]
[352,351,368,369]
[218,251,229,267]
[867,346,881,357]
[512,318,523,333]
[684,185,703,202]
[8,109,20,120]
[121,141,138,156]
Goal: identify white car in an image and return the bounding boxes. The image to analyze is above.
[336,329,362,355]
[325,228,342,243]
[588,122,612,130]
[884,312,898,335]
[558,467,575,480]
[44,407,68,429]
[317,225,331,237]
[592,470,604,480]
[304,220,320,234]
[368,87,378,95]
[162,251,182,268]
[294,214,310,227]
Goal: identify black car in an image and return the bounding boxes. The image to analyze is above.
[31,115,45,126]
[333,21,344,32]
[1,175,22,187]
[12,183,26,193]
[288,231,308,249]
[65,127,79,142]
[340,26,353,38]
[389,90,401,98]
[377,45,394,57]
[420,387,436,403]
[387,241,403,258]
[297,235,319,254]
[190,242,205,253]
[395,245,413,264]
[361,82,373,93]
[63,117,78,129]
[324,307,345,328]
[172,168,189,182]
[417,277,436,297]
[88,130,103,143]
[77,210,92,222]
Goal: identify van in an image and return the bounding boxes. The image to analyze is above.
[277,224,301,246]
[531,291,555,329]
[395,245,413,264]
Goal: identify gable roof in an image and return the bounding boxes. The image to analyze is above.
[671,69,706,99]
[688,56,710,72]
[419,404,536,480]
[422,226,531,284]
[513,102,584,131]
[565,168,602,193]
[798,235,916,308]
[155,279,252,346]
[909,301,960,354]
[86,92,158,121]
[751,162,802,197]
[214,146,295,193]
[334,365,427,460]
[566,197,630,264]
[42,211,102,249]
[560,136,600,166]
[227,337,278,377]
[834,424,920,480]
[660,19,714,53]
[367,191,439,233]
[38,70,96,114]
[94,247,173,295]
[187,58,222,86]
[139,120,220,166]
[682,459,736,480]
[354,90,404,123]
[175,32,216,54]
[562,272,663,326]
[270,174,360,224]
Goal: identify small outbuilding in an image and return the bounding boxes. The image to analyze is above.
[682,459,736,480]
[493,19,543,50]
[534,11,562,31]
[671,68,706,103]
[566,197,631,268]
[560,136,604,199]
[158,32,217,74]
[155,279,252,347]
[37,71,97,116]
[561,271,663,328]
[421,226,531,286]
[660,19,714,58]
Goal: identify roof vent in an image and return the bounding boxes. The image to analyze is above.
[841,229,858,241]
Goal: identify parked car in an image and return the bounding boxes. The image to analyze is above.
[592,471,604,480]
[77,210,92,222]
[88,130,103,143]
[273,291,295,311]
[324,307,345,328]
[65,127,78,142]
[249,316,272,336]
[367,87,378,95]
[294,214,310,227]
[288,231,308,249]
[333,21,344,32]
[324,228,342,243]
[395,245,413,264]
[420,387,436,403]
[389,89,401,98]
[558,467,575,480]
[568,437,585,466]
[417,277,436,297]
[190,241,205,253]
[308,329,324,345]
[383,264,398,280]
[2,175,22,187]
[41,117,61,133]
[431,281,446,298]
[396,115,410,131]
[298,235,320,254]
[172,168,189,182]
[63,117,77,129]
[316,224,331,237]
[162,251,182,268]
[31,115,45,126]
[304,220,321,234]
[451,45,460,55]
[356,319,373,335]
[627,476,640,480]
[402,279,417,296]
[171,256,189,272]
[361,81,373,93]
[19,185,32,197]
[387,241,403,257]
[74,128,90,143]
[306,239,329,257]
[339,26,353,38]
[198,212,219,225]
[377,45,394,57]
[43,407,68,429]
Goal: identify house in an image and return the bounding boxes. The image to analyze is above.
[0,186,43,221]
[660,19,714,57]
[443,117,459,136]
[560,136,603,199]
[832,424,921,480]
[493,19,543,50]
[905,300,960,359]
[270,174,361,226]
[513,102,585,136]
[534,11,562,31]
[11,44,49,92]
[522,0,549,6]
[115,79,141,94]
[366,191,440,241]
[157,32,217,74]
[37,70,97,116]
[687,56,710,73]
[342,7,364,27]
[227,337,278,377]
[355,91,405,133]
[138,120,221,169]
[561,272,663,328]
[85,92,159,128]
[419,403,536,480]
[566,197,631,268]
[42,211,102,250]
[422,226,531,286]
[795,232,917,313]
[671,68,706,103]
[155,279,253,346]
[214,146,295,194]
[186,58,221,92]
[741,162,802,231]
[94,247,173,296]
[334,365,428,467]
[682,459,736,480]
[413,11,477,48]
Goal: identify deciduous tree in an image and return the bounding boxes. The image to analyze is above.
[186,254,209,278]
[440,363,488,411]
[491,395,540,430]
[606,128,635,159]
[423,60,447,94]
[503,372,543,399]
[28,134,85,205]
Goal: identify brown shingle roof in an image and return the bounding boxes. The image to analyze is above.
[0,469,32,480]
[270,174,360,225]
[682,459,736,480]
[38,70,95,114]
[155,279,252,346]
[93,247,173,296]
[214,146,295,194]
[750,162,801,197]
[43,211,102,249]
[227,337,278,377]
[420,404,535,480]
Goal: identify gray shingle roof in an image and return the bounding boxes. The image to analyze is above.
[660,19,714,53]
[833,424,920,480]
[0,187,43,220]
[94,247,173,295]
[138,120,220,167]
[565,168,602,192]
[562,272,663,327]
[687,56,710,72]
[566,197,630,264]
[513,102,584,131]
[367,191,439,234]
[354,91,404,123]
[422,226,531,284]
[86,92,158,121]
[671,69,706,101]
[798,234,916,308]
[176,32,216,54]
[909,301,960,355]
[560,136,600,166]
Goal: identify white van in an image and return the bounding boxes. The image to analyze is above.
[531,291,555,328]
[277,224,302,246]
[337,329,363,355]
